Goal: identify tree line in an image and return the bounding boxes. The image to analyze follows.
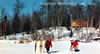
[0,0,100,37]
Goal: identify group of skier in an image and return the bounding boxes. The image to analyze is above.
[44,38,79,53]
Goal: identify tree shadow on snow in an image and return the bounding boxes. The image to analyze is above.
[48,51,58,54]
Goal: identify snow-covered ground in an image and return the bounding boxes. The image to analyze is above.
[0,40,100,54]
[3,27,100,41]
[0,27,100,54]
[6,33,32,40]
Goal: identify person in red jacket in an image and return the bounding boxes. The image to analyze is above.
[45,38,52,53]
[70,40,78,51]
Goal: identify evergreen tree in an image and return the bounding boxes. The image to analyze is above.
[12,13,21,34]
[12,0,24,35]
[23,14,31,34]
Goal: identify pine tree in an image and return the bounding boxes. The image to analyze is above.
[12,13,21,34]
[12,0,24,35]
[0,15,8,36]
[23,14,31,34]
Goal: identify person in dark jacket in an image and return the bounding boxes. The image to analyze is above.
[45,38,52,53]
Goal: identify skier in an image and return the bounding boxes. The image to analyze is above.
[70,39,79,51]
[45,38,52,53]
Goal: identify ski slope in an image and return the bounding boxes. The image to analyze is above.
[0,40,100,54]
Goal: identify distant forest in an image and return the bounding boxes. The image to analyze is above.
[0,0,100,36]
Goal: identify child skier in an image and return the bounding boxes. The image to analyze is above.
[70,39,79,51]
[45,38,52,53]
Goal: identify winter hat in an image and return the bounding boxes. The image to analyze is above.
[49,38,52,41]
